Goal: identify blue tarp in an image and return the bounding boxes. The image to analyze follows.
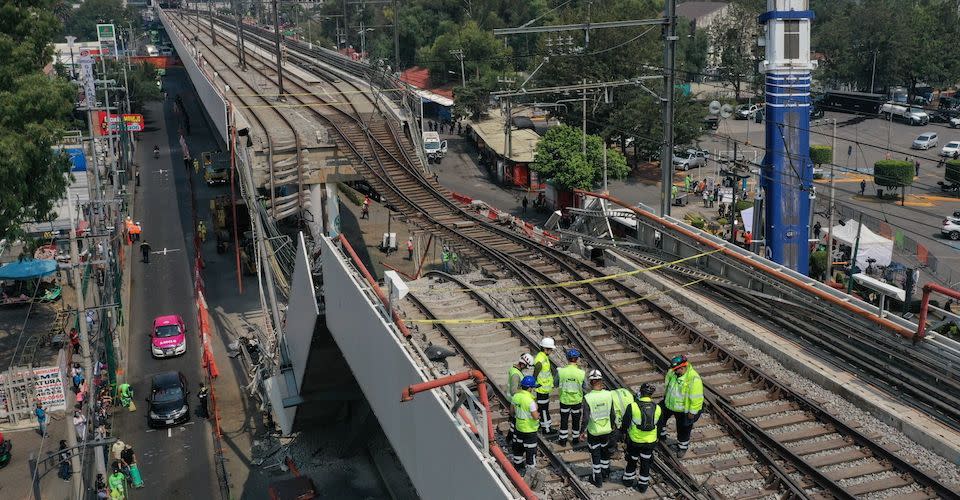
[0,259,58,280]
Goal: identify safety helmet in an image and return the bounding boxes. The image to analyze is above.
[670,354,688,371]
[588,369,603,381]
[540,337,556,349]
[519,353,534,366]
[566,348,581,360]
[638,383,656,397]
[520,375,539,389]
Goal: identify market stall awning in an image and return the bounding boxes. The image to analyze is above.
[0,259,58,280]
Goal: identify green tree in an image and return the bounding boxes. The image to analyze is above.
[61,0,134,41]
[0,0,76,238]
[709,3,761,101]
[453,75,496,119]
[606,89,705,162]
[531,124,628,191]
[419,20,512,85]
[873,159,914,206]
[946,159,960,186]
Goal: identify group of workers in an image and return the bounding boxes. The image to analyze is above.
[508,337,703,491]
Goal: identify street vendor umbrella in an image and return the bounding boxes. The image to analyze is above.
[0,259,57,280]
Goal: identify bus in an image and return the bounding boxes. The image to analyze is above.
[818,90,886,115]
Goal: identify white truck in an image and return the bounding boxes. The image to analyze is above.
[880,102,929,126]
[145,44,159,57]
[423,131,447,164]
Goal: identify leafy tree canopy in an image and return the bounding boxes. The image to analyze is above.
[61,0,135,41]
[418,20,513,86]
[0,0,76,238]
[532,124,629,191]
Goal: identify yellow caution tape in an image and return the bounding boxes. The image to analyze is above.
[411,249,719,295]
[408,278,705,325]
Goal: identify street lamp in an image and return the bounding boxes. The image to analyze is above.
[65,36,78,80]
[358,24,374,61]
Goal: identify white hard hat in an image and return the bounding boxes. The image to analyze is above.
[540,337,555,349]
[588,369,603,381]
[519,353,534,366]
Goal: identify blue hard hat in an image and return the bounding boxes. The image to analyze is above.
[566,349,581,360]
[520,375,539,389]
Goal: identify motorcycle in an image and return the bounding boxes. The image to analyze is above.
[153,147,160,159]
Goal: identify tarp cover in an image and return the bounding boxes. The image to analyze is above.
[824,219,894,269]
[0,259,57,280]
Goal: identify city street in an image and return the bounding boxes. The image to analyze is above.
[110,73,217,496]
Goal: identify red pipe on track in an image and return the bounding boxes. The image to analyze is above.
[576,189,918,340]
[401,370,537,500]
[916,282,960,341]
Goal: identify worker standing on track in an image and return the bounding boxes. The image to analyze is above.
[533,337,558,435]
[580,370,615,487]
[361,196,371,219]
[406,237,414,260]
[441,246,451,273]
[510,375,541,476]
[611,384,635,451]
[197,220,207,244]
[658,355,703,457]
[508,353,534,398]
[506,353,534,446]
[621,383,661,492]
[556,349,586,446]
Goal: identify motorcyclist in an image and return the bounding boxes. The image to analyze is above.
[153,145,160,158]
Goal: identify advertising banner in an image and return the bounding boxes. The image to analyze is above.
[122,114,145,132]
[79,55,96,108]
[96,24,117,59]
[33,366,67,411]
[94,111,122,135]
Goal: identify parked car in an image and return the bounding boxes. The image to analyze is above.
[941,141,960,157]
[734,103,763,120]
[942,212,960,240]
[672,149,708,171]
[150,315,186,358]
[146,371,190,428]
[951,116,960,129]
[881,102,929,126]
[911,132,938,150]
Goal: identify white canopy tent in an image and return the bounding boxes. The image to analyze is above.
[824,219,894,269]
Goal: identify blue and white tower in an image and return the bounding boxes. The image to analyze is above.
[759,0,815,274]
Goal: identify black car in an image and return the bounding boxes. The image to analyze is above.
[146,371,190,428]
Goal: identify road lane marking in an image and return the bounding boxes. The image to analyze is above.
[168,428,172,438]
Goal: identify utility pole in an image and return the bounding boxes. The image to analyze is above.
[581,78,587,157]
[209,0,217,45]
[272,0,285,101]
[393,0,400,73]
[660,0,677,217]
[847,213,864,294]
[449,49,465,87]
[870,49,878,93]
[826,118,837,281]
[65,194,91,500]
[234,0,246,70]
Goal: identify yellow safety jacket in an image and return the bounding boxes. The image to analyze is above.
[612,387,634,428]
[512,390,538,433]
[557,364,585,405]
[534,351,553,394]
[627,397,662,444]
[584,390,614,436]
[664,365,704,413]
[507,366,524,397]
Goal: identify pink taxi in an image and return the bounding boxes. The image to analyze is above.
[150,315,186,358]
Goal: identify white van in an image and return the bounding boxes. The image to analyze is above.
[145,44,159,57]
[422,131,447,164]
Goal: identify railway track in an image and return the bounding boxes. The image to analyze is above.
[173,11,957,498]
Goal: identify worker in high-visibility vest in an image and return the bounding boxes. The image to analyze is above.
[621,383,661,492]
[510,375,541,475]
[555,349,586,446]
[532,337,558,434]
[579,370,615,487]
[610,385,634,452]
[507,353,534,398]
[658,354,703,458]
